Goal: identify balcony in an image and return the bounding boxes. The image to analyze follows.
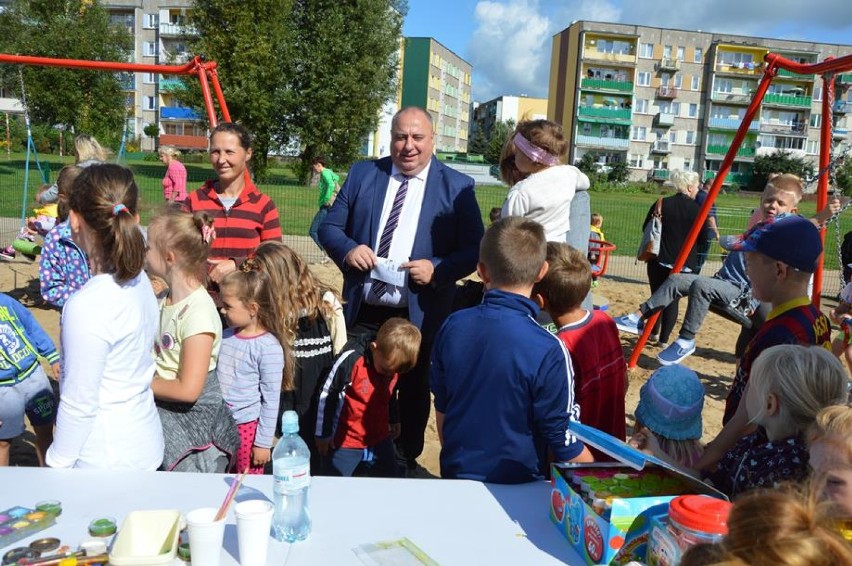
[580,78,634,92]
[763,93,812,107]
[160,106,199,120]
[159,78,183,91]
[159,22,197,37]
[651,140,671,153]
[659,57,681,72]
[650,169,670,181]
[704,170,753,185]
[577,106,632,124]
[583,49,636,66]
[708,117,760,131]
[834,101,851,115]
[711,91,755,105]
[575,135,630,150]
[776,68,814,80]
[656,85,678,99]
[837,74,852,86]
[655,112,675,127]
[159,134,208,150]
[834,128,849,139]
[706,144,757,158]
[714,62,762,76]
[759,121,806,136]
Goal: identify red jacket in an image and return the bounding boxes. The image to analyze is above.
[315,335,399,449]
[184,178,281,262]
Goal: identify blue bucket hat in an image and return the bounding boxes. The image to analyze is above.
[635,364,704,441]
[719,214,822,273]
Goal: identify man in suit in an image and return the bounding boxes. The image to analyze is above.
[319,106,484,475]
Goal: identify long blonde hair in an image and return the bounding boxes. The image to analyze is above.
[252,241,339,342]
[749,345,848,433]
[220,269,295,391]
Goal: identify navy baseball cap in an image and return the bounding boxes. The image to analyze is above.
[719,214,822,272]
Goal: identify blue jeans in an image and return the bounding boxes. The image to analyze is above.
[326,437,398,477]
[309,206,329,250]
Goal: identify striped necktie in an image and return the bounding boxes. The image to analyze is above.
[373,176,410,297]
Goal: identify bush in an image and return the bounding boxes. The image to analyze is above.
[751,151,814,192]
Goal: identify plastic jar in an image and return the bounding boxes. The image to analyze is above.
[648,495,732,566]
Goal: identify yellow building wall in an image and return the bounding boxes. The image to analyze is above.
[517,97,548,121]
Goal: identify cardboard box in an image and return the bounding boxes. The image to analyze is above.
[549,422,727,565]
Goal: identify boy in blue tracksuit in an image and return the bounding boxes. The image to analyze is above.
[0,293,60,466]
[430,217,593,484]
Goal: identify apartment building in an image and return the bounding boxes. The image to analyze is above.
[549,21,852,186]
[470,95,548,140]
[401,37,472,153]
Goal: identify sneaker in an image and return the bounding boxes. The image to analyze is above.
[614,314,642,335]
[657,339,696,366]
[0,247,15,261]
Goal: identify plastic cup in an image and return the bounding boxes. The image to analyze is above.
[234,500,273,566]
[186,507,225,566]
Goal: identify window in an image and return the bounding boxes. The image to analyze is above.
[668,130,677,143]
[143,73,155,84]
[659,101,674,115]
[683,158,692,171]
[806,140,819,154]
[686,130,696,144]
[634,98,649,113]
[671,102,681,115]
[637,72,651,86]
[143,96,156,111]
[717,51,754,67]
[715,78,733,94]
[639,43,654,58]
[694,47,703,63]
[677,46,685,61]
[810,114,822,128]
[143,42,158,57]
[582,123,592,135]
[143,13,158,29]
[660,73,671,86]
[631,126,647,141]
[664,45,672,58]
[814,86,823,101]
[629,154,646,168]
[688,103,698,118]
[674,74,683,89]
[691,76,700,91]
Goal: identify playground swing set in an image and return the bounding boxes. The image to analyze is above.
[628,50,852,369]
[0,52,230,258]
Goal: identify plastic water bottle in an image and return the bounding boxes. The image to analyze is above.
[272,410,312,542]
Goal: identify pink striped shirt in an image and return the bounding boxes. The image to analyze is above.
[163,160,188,202]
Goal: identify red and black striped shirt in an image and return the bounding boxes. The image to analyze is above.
[184,179,281,262]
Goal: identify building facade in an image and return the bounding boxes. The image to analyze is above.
[549,21,852,186]
[401,37,472,153]
[470,95,548,140]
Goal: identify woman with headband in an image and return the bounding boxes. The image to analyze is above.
[499,120,591,246]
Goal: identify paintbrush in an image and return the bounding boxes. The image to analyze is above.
[214,467,248,521]
[18,554,107,566]
[19,550,85,565]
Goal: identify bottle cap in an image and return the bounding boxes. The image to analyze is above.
[281,410,300,435]
[668,495,732,535]
[88,516,117,537]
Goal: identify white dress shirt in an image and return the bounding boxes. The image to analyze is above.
[362,160,431,307]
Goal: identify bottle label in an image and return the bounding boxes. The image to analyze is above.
[274,463,311,493]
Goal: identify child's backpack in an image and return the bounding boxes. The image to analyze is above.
[842,231,852,283]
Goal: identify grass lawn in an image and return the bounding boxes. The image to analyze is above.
[1,153,849,272]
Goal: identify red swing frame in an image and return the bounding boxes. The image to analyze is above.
[628,51,852,369]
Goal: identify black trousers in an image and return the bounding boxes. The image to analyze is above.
[646,260,679,344]
[350,304,432,468]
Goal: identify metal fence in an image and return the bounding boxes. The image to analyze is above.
[0,155,846,300]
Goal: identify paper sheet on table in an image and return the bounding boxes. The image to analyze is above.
[370,257,406,287]
[353,538,439,566]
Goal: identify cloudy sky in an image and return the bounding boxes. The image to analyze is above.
[402,0,852,102]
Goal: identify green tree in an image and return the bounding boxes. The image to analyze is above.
[467,127,488,156]
[834,156,852,197]
[607,160,629,183]
[186,0,294,180]
[282,0,406,182]
[751,151,815,192]
[0,0,131,148]
[576,152,599,176]
[484,119,515,164]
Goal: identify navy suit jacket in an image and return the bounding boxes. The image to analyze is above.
[318,156,484,340]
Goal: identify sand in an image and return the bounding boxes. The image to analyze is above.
[3,256,780,475]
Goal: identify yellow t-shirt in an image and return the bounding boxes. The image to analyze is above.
[155,286,222,380]
[34,203,58,218]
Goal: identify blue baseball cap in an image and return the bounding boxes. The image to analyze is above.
[719,214,822,273]
[635,365,704,441]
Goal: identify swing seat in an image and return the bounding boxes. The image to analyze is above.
[708,300,754,329]
[12,238,41,258]
[588,239,617,279]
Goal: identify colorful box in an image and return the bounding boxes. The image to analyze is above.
[549,422,727,565]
